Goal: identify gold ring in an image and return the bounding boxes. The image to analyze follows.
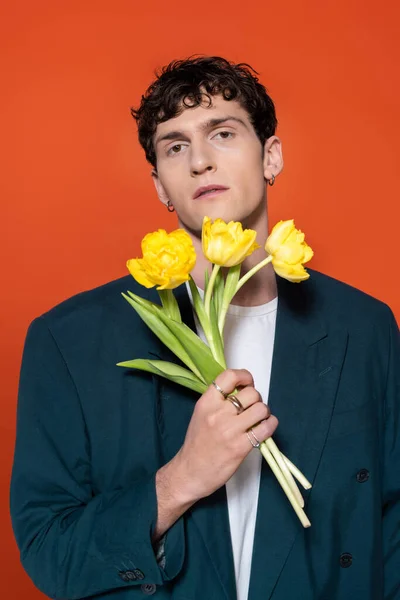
[226,394,244,414]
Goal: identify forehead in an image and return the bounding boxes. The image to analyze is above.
[154,95,251,139]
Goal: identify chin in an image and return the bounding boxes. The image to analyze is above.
[192,200,241,223]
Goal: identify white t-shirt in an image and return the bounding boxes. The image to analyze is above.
[185,283,278,600]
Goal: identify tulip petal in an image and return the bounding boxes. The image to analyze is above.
[273,242,306,265]
[126,258,156,288]
[272,259,310,282]
[265,219,313,283]
[157,273,191,290]
[265,220,295,254]
[285,229,305,245]
[207,231,234,265]
[128,227,196,290]
[202,217,212,257]
[303,244,314,263]
[202,217,259,266]
[223,230,255,266]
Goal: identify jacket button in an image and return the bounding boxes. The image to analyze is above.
[119,570,136,582]
[133,568,145,580]
[339,552,353,568]
[141,583,157,595]
[356,468,369,483]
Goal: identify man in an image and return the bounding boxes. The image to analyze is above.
[10,56,399,599]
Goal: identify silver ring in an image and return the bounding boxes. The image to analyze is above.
[212,380,228,399]
[246,428,260,448]
[226,394,244,414]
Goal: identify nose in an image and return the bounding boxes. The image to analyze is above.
[189,140,216,177]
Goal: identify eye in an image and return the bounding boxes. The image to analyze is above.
[214,130,234,140]
[167,144,183,156]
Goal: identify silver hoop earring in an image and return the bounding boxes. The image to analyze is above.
[166,200,175,213]
[268,174,275,186]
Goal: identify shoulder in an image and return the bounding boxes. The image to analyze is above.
[303,268,395,327]
[43,275,138,316]
[277,268,397,350]
[30,275,152,341]
[307,269,390,314]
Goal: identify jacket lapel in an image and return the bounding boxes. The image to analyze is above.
[248,276,348,600]
[148,284,236,600]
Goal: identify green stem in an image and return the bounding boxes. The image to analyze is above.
[204,264,221,318]
[259,441,311,528]
[218,257,273,334]
[281,453,312,490]
[218,306,229,337]
[235,255,273,295]
[265,438,304,507]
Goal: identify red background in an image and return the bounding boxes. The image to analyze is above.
[1,1,399,596]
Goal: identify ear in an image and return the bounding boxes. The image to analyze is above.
[152,169,172,208]
[263,136,284,183]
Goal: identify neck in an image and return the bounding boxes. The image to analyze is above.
[179,210,277,307]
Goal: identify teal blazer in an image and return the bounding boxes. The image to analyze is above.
[10,270,400,599]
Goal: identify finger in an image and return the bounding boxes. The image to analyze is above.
[223,386,264,415]
[211,369,254,400]
[237,416,278,456]
[249,415,279,444]
[233,401,271,431]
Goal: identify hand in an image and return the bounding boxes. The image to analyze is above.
[167,368,278,504]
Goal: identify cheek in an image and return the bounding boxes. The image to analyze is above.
[232,155,266,194]
[157,164,187,201]
[224,143,264,172]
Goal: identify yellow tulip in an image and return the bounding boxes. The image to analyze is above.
[202,216,260,267]
[127,228,196,290]
[265,220,313,282]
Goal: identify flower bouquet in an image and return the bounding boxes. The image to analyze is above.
[117,217,314,527]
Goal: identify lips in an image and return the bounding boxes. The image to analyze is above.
[193,185,229,199]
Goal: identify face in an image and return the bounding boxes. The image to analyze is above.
[152,94,283,237]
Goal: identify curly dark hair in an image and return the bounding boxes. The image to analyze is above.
[131,55,278,168]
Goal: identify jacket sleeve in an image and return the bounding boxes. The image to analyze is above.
[10,316,185,599]
[382,307,400,599]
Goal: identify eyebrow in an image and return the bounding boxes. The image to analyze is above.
[155,116,248,146]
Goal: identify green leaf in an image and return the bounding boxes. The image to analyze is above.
[188,276,210,336]
[224,264,241,305]
[158,289,182,322]
[213,267,225,316]
[117,359,208,395]
[157,310,225,383]
[121,292,205,382]
[189,276,226,368]
[218,264,241,334]
[209,292,226,367]
[126,290,162,313]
